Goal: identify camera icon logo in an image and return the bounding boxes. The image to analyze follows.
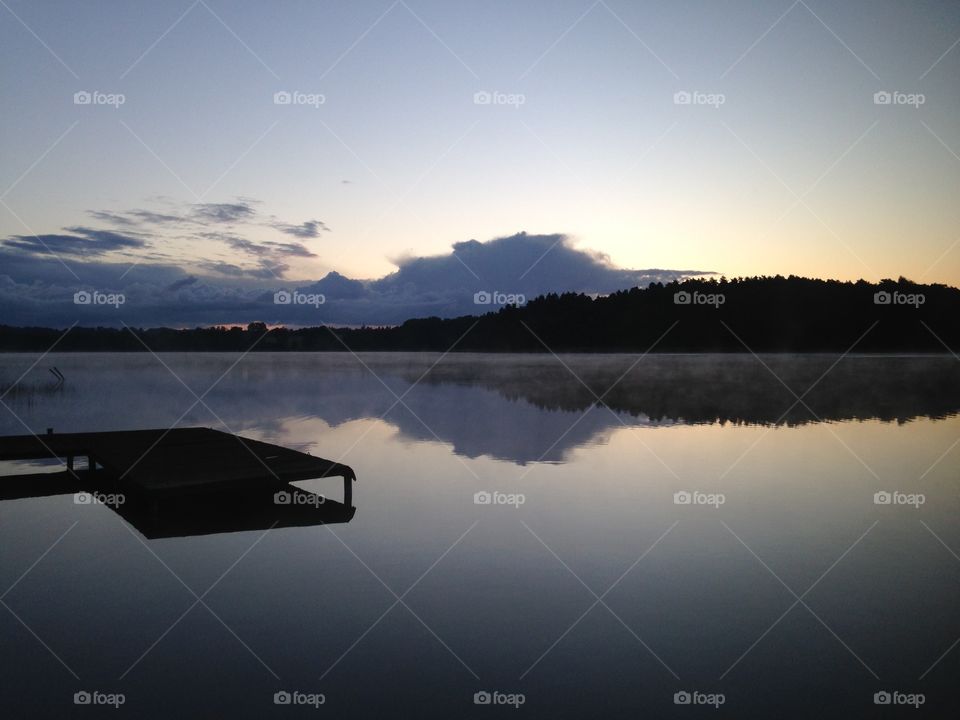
[673,491,692,505]
[873,91,892,105]
[274,491,291,505]
[674,691,691,704]
[74,492,92,505]
[274,290,292,304]
[474,691,492,705]
[274,690,291,705]
[74,691,91,705]
[673,91,691,105]
[473,91,492,105]
[273,91,292,105]
[73,91,92,105]
[673,290,691,305]
[873,291,891,305]
[873,491,892,505]
[473,290,492,304]
[74,290,92,305]
[874,691,891,705]
[474,491,492,505]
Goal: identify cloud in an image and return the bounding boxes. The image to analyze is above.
[86,199,257,230]
[192,202,256,223]
[131,209,182,225]
[87,210,136,226]
[197,261,250,277]
[85,199,327,252]
[372,232,705,310]
[89,208,183,226]
[292,232,710,325]
[205,233,317,260]
[166,276,198,291]
[30,195,324,283]
[3,227,148,257]
[0,232,710,327]
[266,241,316,257]
[272,219,330,238]
[198,257,287,280]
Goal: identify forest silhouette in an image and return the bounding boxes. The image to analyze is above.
[1,276,956,353]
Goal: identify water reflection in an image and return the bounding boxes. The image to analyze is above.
[0,353,958,718]
[0,469,353,539]
[1,353,957,466]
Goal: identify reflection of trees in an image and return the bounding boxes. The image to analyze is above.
[406,355,960,427]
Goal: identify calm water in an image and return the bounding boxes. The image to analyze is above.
[1,353,958,718]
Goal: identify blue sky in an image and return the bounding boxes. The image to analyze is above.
[1,0,958,325]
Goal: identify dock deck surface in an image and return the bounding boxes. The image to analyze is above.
[0,427,355,495]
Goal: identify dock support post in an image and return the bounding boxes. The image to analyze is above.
[343,476,353,508]
[67,455,74,471]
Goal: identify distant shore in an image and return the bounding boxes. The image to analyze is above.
[1,277,957,354]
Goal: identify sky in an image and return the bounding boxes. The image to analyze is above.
[1,0,958,326]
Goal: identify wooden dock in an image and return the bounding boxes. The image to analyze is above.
[0,427,355,502]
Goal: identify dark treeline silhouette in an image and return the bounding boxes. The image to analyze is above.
[1,276,957,352]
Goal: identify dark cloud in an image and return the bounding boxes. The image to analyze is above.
[304,271,367,299]
[3,227,147,257]
[197,257,287,280]
[89,208,182,226]
[83,200,328,256]
[208,235,264,256]
[298,232,711,324]
[192,202,255,223]
[166,276,198,291]
[63,227,149,248]
[0,232,711,327]
[131,209,182,224]
[206,233,316,259]
[375,232,705,303]
[87,210,136,226]
[265,241,316,257]
[197,261,248,277]
[272,219,330,238]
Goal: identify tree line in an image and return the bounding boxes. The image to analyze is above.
[1,276,956,353]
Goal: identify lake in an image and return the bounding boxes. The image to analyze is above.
[1,352,958,718]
